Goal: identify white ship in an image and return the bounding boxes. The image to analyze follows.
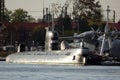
[6,28,90,64]
[6,48,88,64]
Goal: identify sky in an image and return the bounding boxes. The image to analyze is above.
[5,0,120,22]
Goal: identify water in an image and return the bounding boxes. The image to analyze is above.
[0,61,120,80]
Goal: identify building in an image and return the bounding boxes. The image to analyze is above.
[0,21,49,46]
[0,20,120,46]
[109,21,120,30]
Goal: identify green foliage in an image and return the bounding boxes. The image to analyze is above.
[78,16,90,32]
[4,8,35,22]
[11,8,35,22]
[73,0,102,18]
[64,30,74,36]
[63,15,72,30]
[72,0,103,32]
[0,28,8,46]
[4,8,12,22]
[56,15,72,36]
[56,0,103,34]
[32,26,46,46]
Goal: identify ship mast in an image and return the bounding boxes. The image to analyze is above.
[100,5,110,56]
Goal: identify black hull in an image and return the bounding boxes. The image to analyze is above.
[84,55,102,65]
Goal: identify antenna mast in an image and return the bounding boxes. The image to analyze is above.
[100,5,110,55]
[43,0,45,21]
[107,5,110,24]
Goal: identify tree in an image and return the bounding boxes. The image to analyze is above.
[4,8,12,22]
[72,0,103,31]
[56,14,72,36]
[0,23,8,46]
[32,26,46,46]
[6,25,16,45]
[11,8,35,22]
[73,0,101,18]
[3,8,36,22]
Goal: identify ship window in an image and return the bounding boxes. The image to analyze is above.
[73,56,75,60]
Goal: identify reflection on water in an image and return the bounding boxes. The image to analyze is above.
[0,61,120,80]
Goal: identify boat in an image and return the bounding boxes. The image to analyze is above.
[6,48,88,64]
[6,28,92,65]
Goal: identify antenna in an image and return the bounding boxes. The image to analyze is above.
[100,5,110,55]
[113,10,115,23]
[43,0,45,20]
[51,3,55,32]
[107,5,110,24]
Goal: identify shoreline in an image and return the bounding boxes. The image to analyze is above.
[0,57,6,61]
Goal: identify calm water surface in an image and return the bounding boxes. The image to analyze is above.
[0,61,120,80]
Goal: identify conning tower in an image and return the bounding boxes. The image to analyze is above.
[44,27,59,51]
